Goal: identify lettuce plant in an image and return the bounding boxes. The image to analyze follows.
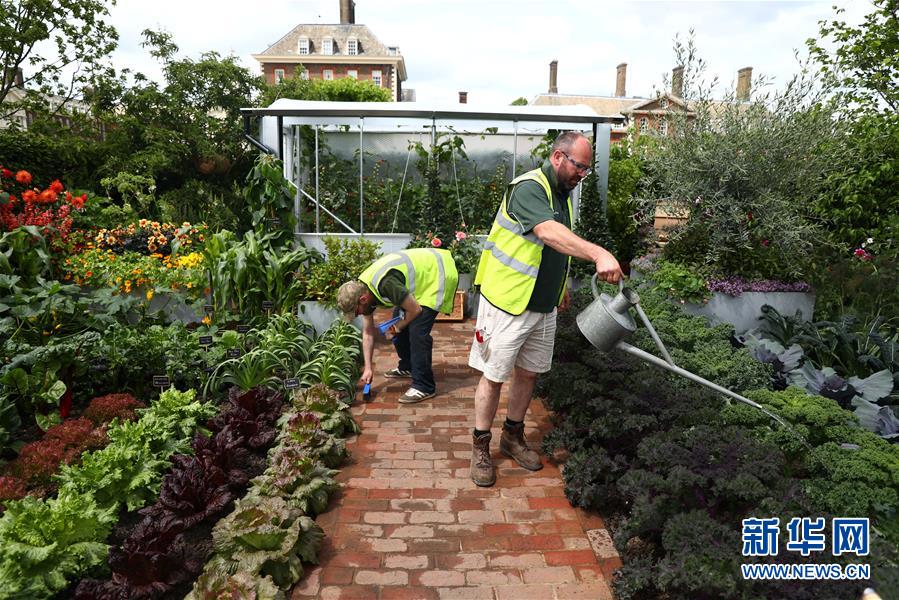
[203,495,323,590]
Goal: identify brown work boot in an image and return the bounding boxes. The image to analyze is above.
[470,432,495,487]
[500,422,543,471]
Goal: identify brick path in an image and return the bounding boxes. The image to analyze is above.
[291,310,621,600]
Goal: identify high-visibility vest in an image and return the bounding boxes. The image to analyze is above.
[359,248,459,314]
[474,168,572,315]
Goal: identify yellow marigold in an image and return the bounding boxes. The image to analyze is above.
[202,315,212,326]
[146,289,154,301]
[139,219,148,227]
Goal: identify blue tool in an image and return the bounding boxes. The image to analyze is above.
[378,316,402,344]
[378,316,401,334]
[362,382,372,402]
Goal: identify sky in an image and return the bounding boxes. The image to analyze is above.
[104,0,872,105]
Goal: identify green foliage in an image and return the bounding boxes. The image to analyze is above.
[0,492,117,599]
[0,129,107,192]
[258,75,391,106]
[203,495,324,589]
[642,35,847,281]
[245,155,298,248]
[202,229,318,324]
[188,570,284,600]
[88,29,263,230]
[299,236,382,305]
[807,0,899,113]
[646,259,710,304]
[0,226,52,286]
[0,0,118,117]
[510,97,528,106]
[290,384,359,437]
[56,388,215,511]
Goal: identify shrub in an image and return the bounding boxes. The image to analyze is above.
[299,235,382,305]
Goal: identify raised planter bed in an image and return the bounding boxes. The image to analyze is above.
[683,290,815,334]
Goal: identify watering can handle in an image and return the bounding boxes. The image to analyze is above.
[590,274,625,299]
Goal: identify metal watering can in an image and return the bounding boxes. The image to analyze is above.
[576,276,791,429]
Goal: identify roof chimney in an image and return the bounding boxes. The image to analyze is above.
[340,0,355,24]
[736,66,753,101]
[458,91,468,104]
[615,63,627,97]
[548,60,558,94]
[671,65,684,98]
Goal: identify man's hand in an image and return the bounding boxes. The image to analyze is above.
[560,289,571,312]
[360,367,373,385]
[594,250,623,284]
[384,325,399,341]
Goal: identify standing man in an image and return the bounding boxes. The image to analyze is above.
[337,247,458,404]
[468,131,622,486]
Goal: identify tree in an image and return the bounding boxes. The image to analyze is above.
[510,97,528,106]
[92,29,264,228]
[258,75,391,107]
[0,0,118,119]
[807,0,899,113]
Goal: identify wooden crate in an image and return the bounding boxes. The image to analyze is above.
[436,291,466,322]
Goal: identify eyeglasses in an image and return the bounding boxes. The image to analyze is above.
[560,151,592,176]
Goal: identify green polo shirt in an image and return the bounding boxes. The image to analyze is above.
[362,270,409,315]
[505,160,571,313]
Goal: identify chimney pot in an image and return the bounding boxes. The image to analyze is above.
[458,91,468,104]
[340,0,355,24]
[615,63,627,97]
[736,66,753,101]
[548,60,558,94]
[671,65,684,98]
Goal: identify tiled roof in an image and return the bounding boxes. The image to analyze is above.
[258,24,393,57]
[531,94,645,123]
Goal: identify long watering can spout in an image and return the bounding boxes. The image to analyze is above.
[574,275,804,442]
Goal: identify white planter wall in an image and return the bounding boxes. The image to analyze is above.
[683,291,816,334]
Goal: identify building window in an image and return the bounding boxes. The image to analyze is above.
[347,38,358,55]
[322,37,334,55]
[372,70,382,87]
[298,37,309,55]
[347,69,358,79]
[387,46,399,56]
[660,98,669,109]
[274,68,285,83]
[639,117,648,133]
[659,119,669,135]
[299,69,309,80]
[323,69,334,81]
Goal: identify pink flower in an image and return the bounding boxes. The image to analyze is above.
[431,237,442,248]
[455,231,467,242]
[854,248,873,261]
[761,239,769,247]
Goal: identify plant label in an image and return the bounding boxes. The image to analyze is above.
[283,378,300,389]
[198,335,213,346]
[236,325,250,334]
[204,304,215,314]
[267,217,281,227]
[204,365,215,374]
[262,300,274,311]
[152,375,170,388]
[226,348,242,359]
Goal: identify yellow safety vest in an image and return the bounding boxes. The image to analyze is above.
[359,248,459,314]
[474,168,572,315]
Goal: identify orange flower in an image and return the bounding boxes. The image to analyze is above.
[431,237,442,248]
[21,190,37,203]
[15,170,31,185]
[49,180,64,193]
[85,271,93,278]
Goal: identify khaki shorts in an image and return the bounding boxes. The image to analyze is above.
[468,298,557,383]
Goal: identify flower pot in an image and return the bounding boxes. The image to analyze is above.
[683,291,815,334]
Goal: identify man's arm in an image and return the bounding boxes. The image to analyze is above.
[392,294,423,335]
[360,313,377,384]
[533,220,622,283]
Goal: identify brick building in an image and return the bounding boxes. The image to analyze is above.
[532,62,753,141]
[252,0,408,102]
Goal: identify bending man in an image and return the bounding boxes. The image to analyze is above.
[337,247,459,404]
[468,131,623,486]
